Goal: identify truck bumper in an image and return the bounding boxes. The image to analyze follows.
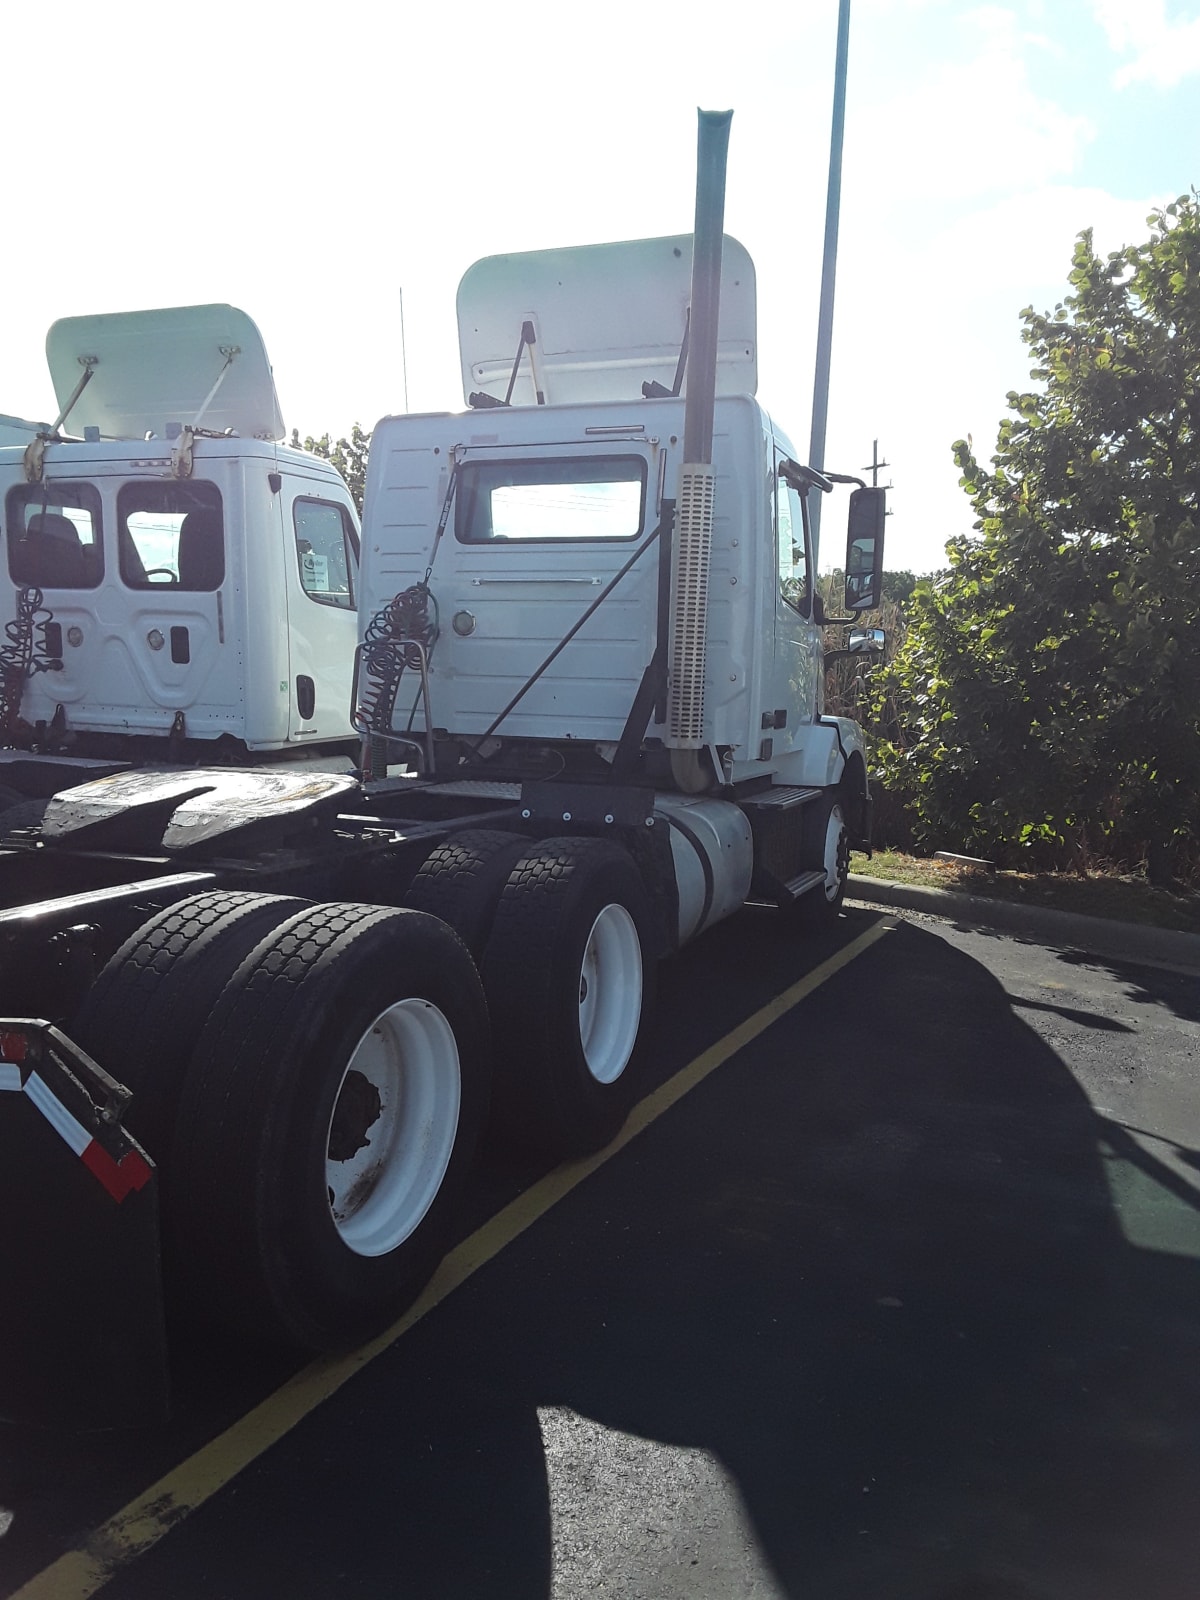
[0,1021,169,1428]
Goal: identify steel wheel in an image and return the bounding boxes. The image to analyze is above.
[326,997,462,1257]
[578,903,643,1085]
[786,791,851,931]
[171,902,490,1349]
[482,836,657,1157]
[818,801,851,904]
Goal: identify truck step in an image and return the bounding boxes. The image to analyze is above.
[739,785,822,812]
[744,869,828,911]
[782,869,827,899]
[421,781,521,801]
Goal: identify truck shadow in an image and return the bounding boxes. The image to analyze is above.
[54,916,1200,1599]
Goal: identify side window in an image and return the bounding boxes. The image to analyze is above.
[117,481,225,591]
[294,498,356,609]
[6,483,103,589]
[776,471,810,616]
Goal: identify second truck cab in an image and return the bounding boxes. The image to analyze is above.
[0,304,360,797]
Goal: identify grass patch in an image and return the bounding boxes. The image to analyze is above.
[851,850,1200,935]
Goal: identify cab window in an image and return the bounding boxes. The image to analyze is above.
[456,456,646,543]
[294,498,357,608]
[776,470,811,615]
[117,481,225,591]
[6,483,103,589]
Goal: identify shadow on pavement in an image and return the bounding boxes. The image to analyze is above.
[1055,946,1200,1026]
[1009,994,1135,1033]
[86,919,1200,1598]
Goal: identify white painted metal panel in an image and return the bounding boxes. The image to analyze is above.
[457,235,757,407]
[14,449,250,740]
[0,413,49,444]
[45,304,285,442]
[361,406,668,743]
[360,396,771,756]
[277,462,361,745]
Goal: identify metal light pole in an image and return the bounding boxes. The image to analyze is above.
[808,0,851,562]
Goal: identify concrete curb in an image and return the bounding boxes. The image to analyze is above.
[846,874,1200,975]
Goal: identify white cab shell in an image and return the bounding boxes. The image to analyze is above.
[45,303,284,443]
[458,235,757,408]
[1,437,358,750]
[359,392,831,776]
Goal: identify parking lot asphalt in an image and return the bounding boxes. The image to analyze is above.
[4,902,1199,1600]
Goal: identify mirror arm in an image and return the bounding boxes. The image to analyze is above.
[823,647,884,667]
[823,647,877,666]
[781,460,833,495]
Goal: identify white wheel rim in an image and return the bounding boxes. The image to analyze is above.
[577,903,643,1085]
[822,804,849,902]
[325,998,462,1258]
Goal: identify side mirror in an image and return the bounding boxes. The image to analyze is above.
[848,626,885,655]
[844,486,886,612]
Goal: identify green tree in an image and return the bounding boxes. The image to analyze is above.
[290,423,372,515]
[874,192,1200,883]
[821,568,919,609]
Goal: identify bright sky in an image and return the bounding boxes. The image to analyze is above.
[2,0,1196,574]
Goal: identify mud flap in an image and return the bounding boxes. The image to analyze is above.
[0,1021,169,1429]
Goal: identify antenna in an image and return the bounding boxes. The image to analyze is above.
[399,287,410,414]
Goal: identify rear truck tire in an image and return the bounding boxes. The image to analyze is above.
[787,789,851,931]
[71,890,310,1168]
[170,903,490,1350]
[482,836,656,1159]
[403,829,530,958]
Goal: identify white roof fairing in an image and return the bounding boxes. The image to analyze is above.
[44,303,285,442]
[457,234,757,407]
[0,413,50,444]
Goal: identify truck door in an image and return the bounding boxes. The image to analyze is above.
[771,453,823,743]
[113,477,247,738]
[281,485,360,742]
[5,473,246,741]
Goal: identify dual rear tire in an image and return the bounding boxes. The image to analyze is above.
[408,829,656,1158]
[77,894,489,1349]
[78,830,656,1347]
[482,836,655,1158]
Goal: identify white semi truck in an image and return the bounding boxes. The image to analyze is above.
[0,113,884,1426]
[0,303,360,817]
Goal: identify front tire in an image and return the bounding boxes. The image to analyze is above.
[482,836,656,1158]
[787,790,851,931]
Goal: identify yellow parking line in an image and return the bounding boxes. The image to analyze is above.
[13,915,896,1600]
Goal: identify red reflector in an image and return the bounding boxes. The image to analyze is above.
[80,1141,153,1203]
[0,1032,28,1064]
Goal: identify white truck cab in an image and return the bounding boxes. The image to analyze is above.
[0,305,360,792]
[357,234,882,800]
